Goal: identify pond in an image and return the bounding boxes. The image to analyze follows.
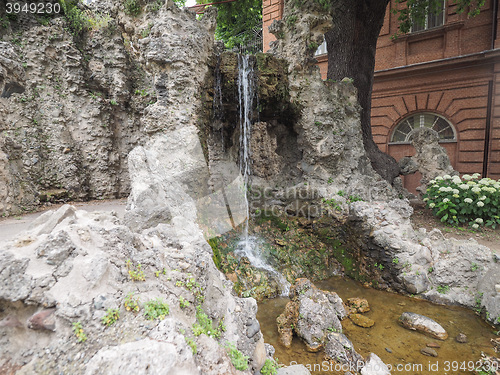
[257,276,497,375]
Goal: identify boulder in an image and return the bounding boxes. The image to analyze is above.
[349,313,374,328]
[399,312,448,340]
[288,279,345,352]
[277,365,312,375]
[360,353,391,375]
[325,332,364,372]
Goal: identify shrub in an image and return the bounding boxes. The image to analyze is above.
[124,292,140,312]
[144,298,170,320]
[72,321,87,342]
[59,0,90,35]
[192,305,225,338]
[423,173,500,229]
[101,308,120,326]
[124,0,142,16]
[226,343,248,371]
[261,358,278,375]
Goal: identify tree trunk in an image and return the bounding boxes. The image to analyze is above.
[325,0,400,184]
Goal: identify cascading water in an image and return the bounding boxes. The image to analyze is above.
[235,55,290,296]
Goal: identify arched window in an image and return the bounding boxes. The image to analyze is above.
[390,112,456,144]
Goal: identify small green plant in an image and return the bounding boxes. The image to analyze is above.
[437,285,450,294]
[135,88,150,97]
[374,263,384,270]
[88,12,112,30]
[72,321,87,343]
[471,262,479,271]
[427,266,434,273]
[124,292,140,312]
[179,296,190,309]
[124,0,142,16]
[285,15,297,27]
[260,358,278,375]
[185,337,197,354]
[226,343,248,371]
[59,0,90,36]
[101,308,120,326]
[141,23,153,38]
[144,298,170,320]
[192,306,225,339]
[110,99,118,105]
[327,177,333,184]
[392,257,399,264]
[126,259,145,281]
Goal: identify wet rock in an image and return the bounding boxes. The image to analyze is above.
[455,333,467,343]
[385,348,392,353]
[491,338,500,352]
[325,332,364,372]
[277,364,312,375]
[27,308,56,332]
[346,298,370,313]
[276,301,299,348]
[289,279,345,352]
[420,347,438,357]
[349,314,375,328]
[426,342,440,348]
[360,353,390,375]
[399,312,448,340]
[265,343,275,358]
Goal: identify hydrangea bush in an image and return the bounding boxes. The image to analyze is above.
[423,173,500,229]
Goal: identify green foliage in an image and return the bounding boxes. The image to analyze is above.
[126,259,146,281]
[101,308,120,326]
[260,358,278,375]
[226,343,249,371]
[179,296,190,309]
[59,0,90,35]
[72,321,87,342]
[437,285,450,294]
[285,15,297,27]
[393,0,485,35]
[198,0,262,50]
[124,292,140,312]
[124,0,142,16]
[192,306,225,338]
[141,23,153,37]
[423,174,500,229]
[144,298,170,320]
[208,237,223,270]
[185,337,197,354]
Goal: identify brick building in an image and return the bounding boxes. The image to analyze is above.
[263,0,500,192]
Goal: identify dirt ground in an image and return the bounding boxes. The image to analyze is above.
[410,205,500,253]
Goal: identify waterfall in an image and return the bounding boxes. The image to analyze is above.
[235,55,290,297]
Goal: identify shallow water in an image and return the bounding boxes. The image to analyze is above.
[257,276,497,375]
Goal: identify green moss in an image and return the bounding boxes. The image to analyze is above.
[208,237,223,270]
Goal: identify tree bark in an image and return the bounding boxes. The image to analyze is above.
[325,0,400,184]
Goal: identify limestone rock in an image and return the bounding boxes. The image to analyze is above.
[290,279,345,352]
[360,353,391,375]
[455,333,467,343]
[277,365,312,375]
[27,308,56,331]
[346,298,370,313]
[399,312,448,340]
[349,313,374,328]
[420,347,438,357]
[325,332,364,372]
[84,339,199,375]
[276,301,299,348]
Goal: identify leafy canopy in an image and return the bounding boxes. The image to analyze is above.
[393,0,486,34]
[197,0,262,49]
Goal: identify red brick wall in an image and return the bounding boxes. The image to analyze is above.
[262,0,500,183]
[263,0,282,51]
